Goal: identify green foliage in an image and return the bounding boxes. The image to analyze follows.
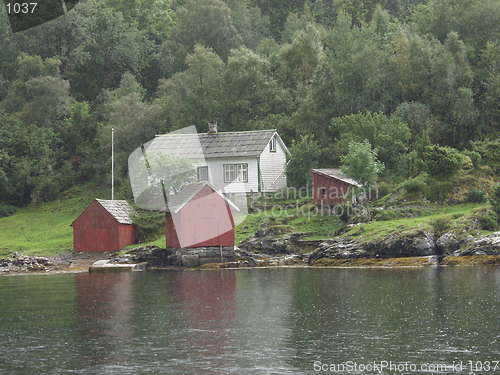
[491,184,500,219]
[132,210,165,243]
[0,204,17,218]
[424,179,454,203]
[430,217,450,236]
[462,150,482,168]
[401,175,426,194]
[341,140,384,189]
[287,135,322,188]
[0,0,498,211]
[422,145,463,177]
[478,211,497,231]
[465,189,487,203]
[470,139,500,174]
[332,112,411,170]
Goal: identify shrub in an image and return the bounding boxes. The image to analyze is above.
[424,180,453,202]
[132,210,165,243]
[462,150,481,168]
[422,145,463,177]
[376,181,392,198]
[470,139,500,173]
[335,202,353,223]
[491,184,500,217]
[402,175,426,194]
[430,217,450,236]
[479,211,497,231]
[0,204,17,218]
[465,189,486,203]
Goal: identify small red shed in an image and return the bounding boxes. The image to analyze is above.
[311,168,361,206]
[165,182,239,248]
[72,199,136,252]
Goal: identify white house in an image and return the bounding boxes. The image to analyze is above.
[149,124,290,194]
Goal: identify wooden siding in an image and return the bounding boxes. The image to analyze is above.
[199,157,259,193]
[73,200,136,252]
[311,171,352,206]
[259,134,287,192]
[165,184,235,248]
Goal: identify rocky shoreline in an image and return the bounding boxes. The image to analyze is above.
[1,230,499,275]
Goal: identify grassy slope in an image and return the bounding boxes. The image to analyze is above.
[0,189,492,257]
[0,184,108,257]
[345,203,490,242]
[236,204,344,243]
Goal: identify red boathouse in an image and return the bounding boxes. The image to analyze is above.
[72,199,136,252]
[165,182,239,248]
[311,168,362,206]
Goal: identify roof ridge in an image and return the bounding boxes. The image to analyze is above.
[156,129,277,137]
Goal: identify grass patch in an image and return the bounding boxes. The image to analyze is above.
[236,204,343,243]
[0,184,108,257]
[345,203,488,243]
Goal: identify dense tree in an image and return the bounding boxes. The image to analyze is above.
[157,45,224,130]
[341,140,384,189]
[331,112,411,170]
[0,0,497,207]
[287,135,322,188]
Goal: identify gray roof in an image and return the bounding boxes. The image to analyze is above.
[311,168,362,187]
[166,182,239,213]
[96,199,135,224]
[150,129,286,158]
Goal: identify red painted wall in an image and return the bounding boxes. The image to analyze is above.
[311,171,352,206]
[165,185,235,248]
[73,200,136,252]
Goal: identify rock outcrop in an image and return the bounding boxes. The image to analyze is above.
[308,230,436,264]
[452,231,500,256]
[0,252,53,273]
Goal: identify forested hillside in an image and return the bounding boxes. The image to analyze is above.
[0,0,498,210]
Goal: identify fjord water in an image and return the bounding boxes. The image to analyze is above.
[0,268,498,374]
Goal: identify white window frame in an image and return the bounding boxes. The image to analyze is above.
[223,163,248,183]
[197,166,208,181]
[269,135,277,152]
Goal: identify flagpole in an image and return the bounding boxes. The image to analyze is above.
[111,127,114,200]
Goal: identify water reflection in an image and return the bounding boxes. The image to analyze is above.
[0,268,498,375]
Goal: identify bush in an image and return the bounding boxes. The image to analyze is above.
[479,211,497,231]
[462,150,481,168]
[471,139,500,173]
[0,204,17,218]
[491,184,500,218]
[401,175,426,194]
[465,189,487,203]
[376,181,392,198]
[423,145,463,177]
[132,210,165,243]
[424,180,454,202]
[335,202,353,223]
[430,217,450,236]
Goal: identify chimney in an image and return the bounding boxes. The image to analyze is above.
[208,121,218,134]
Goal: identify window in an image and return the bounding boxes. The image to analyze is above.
[223,163,248,183]
[197,166,208,181]
[320,188,327,198]
[269,135,277,152]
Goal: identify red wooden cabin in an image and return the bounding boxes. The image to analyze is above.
[311,169,361,206]
[165,182,239,248]
[72,199,136,252]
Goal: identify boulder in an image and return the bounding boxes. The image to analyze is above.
[175,246,237,267]
[309,230,437,264]
[453,231,500,256]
